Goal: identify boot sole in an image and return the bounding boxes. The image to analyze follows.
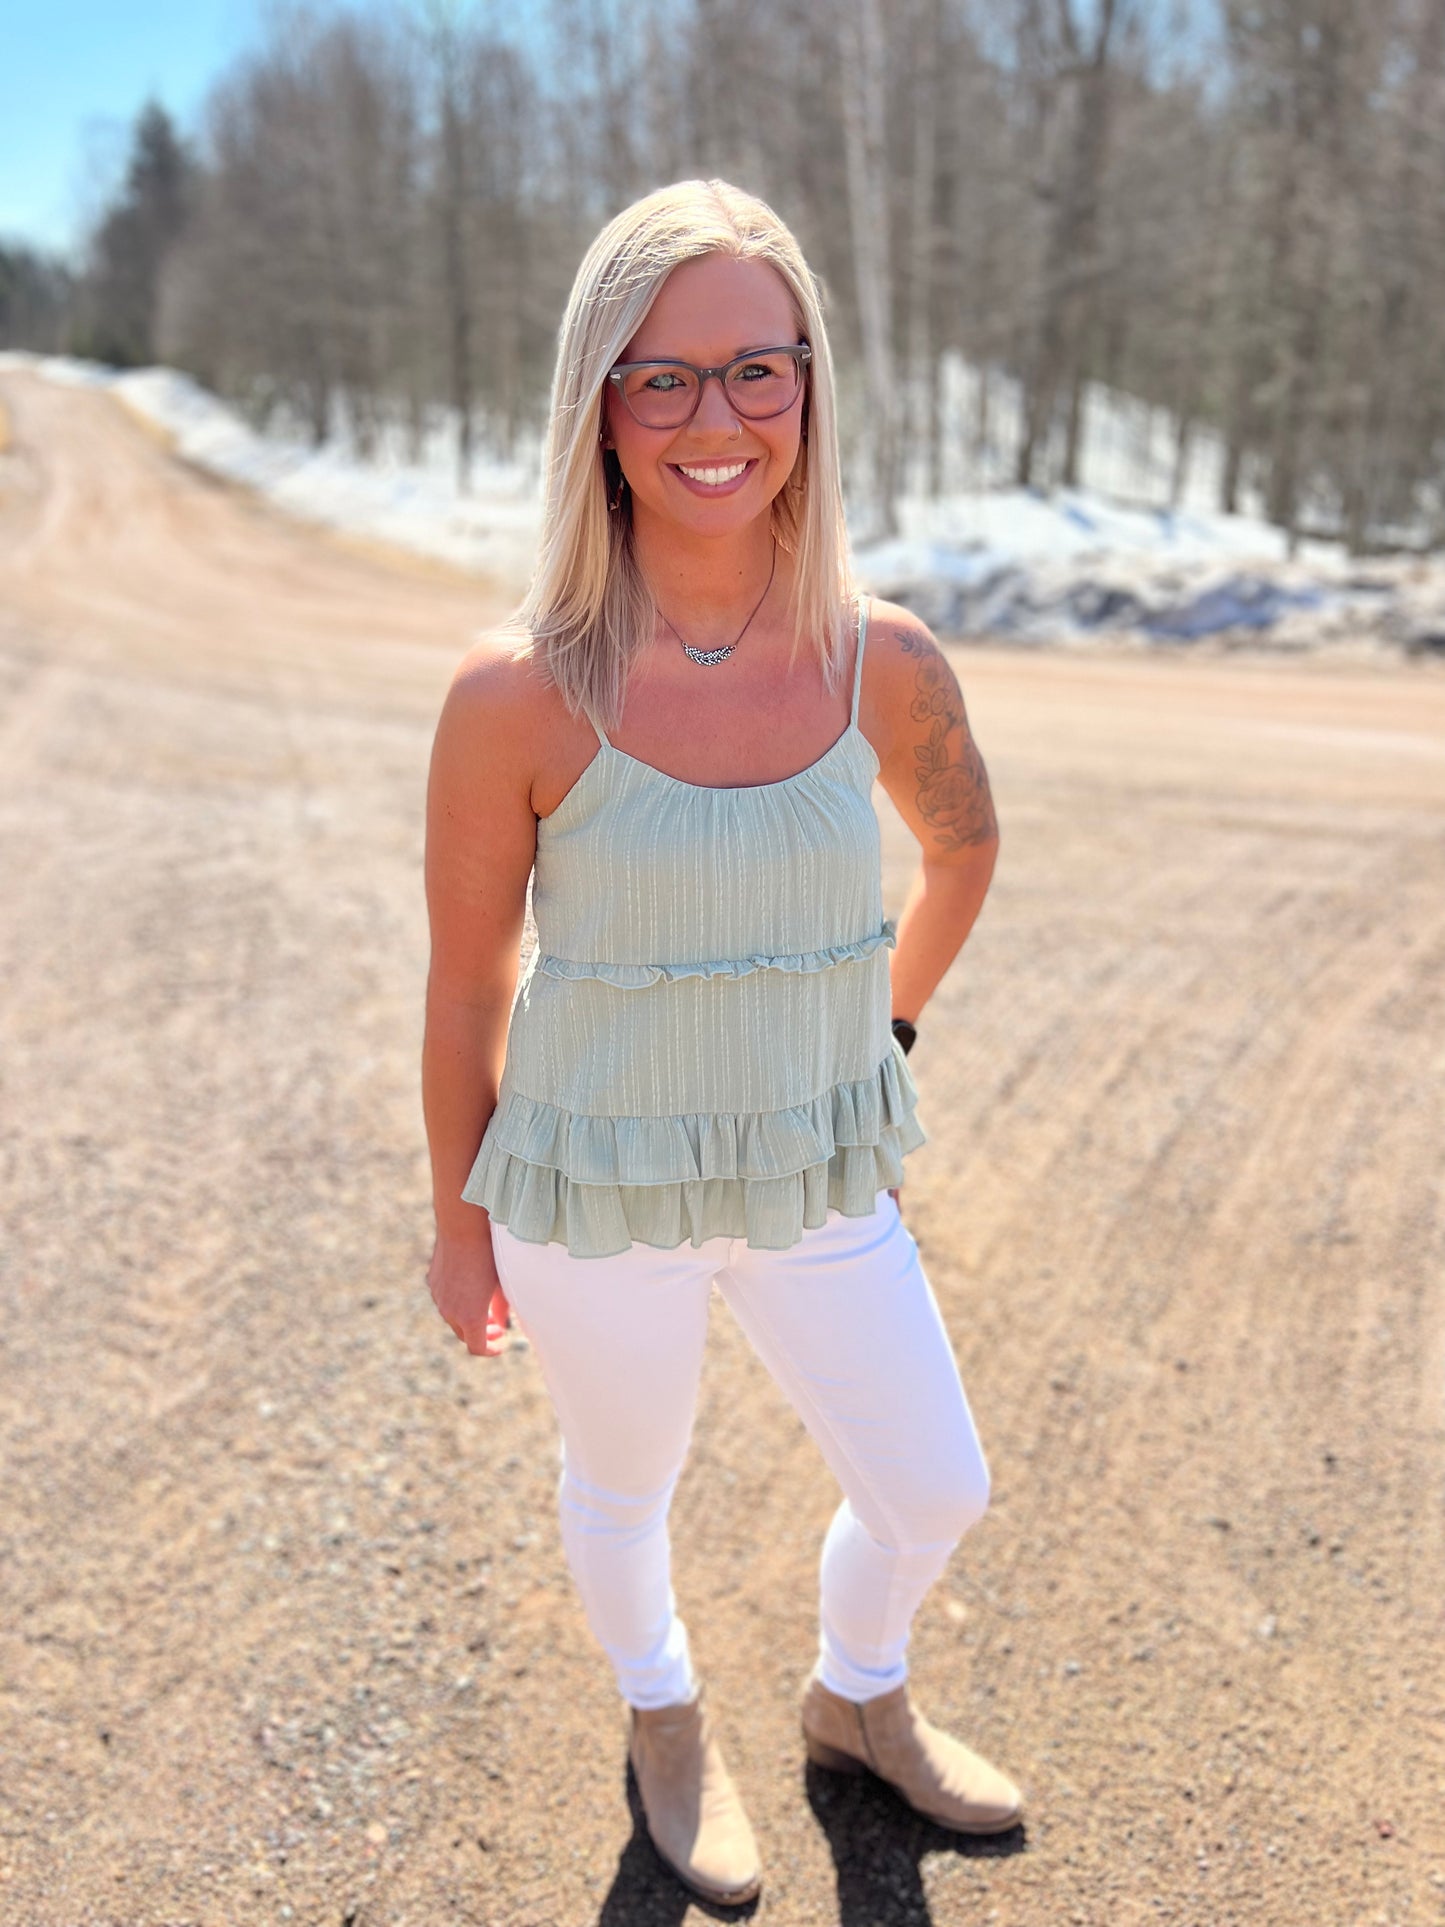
[803,1726,1023,1834]
[649,1835,762,1907]
[629,1755,762,1905]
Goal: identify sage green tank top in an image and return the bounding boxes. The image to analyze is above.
[462,590,926,1257]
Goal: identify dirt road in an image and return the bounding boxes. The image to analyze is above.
[2,367,1443,1927]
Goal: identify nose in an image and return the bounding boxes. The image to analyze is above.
[690,372,743,436]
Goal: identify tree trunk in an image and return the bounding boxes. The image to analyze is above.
[840,0,899,539]
[1062,356,1086,489]
[430,3,474,495]
[1170,412,1193,511]
[906,0,940,499]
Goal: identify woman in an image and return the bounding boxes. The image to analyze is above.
[422,179,1020,1906]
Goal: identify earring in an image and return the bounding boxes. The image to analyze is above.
[600,434,627,512]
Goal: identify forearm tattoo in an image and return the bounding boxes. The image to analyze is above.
[900,629,998,852]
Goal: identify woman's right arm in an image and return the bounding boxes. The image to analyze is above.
[422,640,539,1356]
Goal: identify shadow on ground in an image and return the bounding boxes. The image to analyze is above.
[594,1762,762,1924]
[592,1758,1026,1925]
[805,1760,1027,1926]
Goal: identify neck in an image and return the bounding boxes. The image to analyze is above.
[630,506,782,640]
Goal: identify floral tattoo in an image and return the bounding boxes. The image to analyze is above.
[900,630,998,851]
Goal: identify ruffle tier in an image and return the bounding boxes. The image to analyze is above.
[465,1042,926,1257]
[533,918,897,989]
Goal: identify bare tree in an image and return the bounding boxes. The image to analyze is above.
[904,0,942,495]
[1012,0,1135,489]
[419,0,477,490]
[85,0,1445,554]
[839,0,900,537]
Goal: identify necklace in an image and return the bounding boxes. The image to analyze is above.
[657,543,777,667]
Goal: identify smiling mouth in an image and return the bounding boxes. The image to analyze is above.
[670,459,755,487]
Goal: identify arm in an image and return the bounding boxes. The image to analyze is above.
[422,638,539,1352]
[868,601,1000,1028]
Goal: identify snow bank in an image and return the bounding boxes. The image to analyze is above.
[854,499,1445,659]
[0,352,543,594]
[4,350,1442,656]
[116,363,545,592]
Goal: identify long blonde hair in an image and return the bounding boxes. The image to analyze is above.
[505,178,858,735]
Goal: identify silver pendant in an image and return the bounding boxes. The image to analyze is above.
[666,540,776,667]
[681,640,737,667]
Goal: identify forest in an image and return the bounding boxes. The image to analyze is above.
[3,0,1443,554]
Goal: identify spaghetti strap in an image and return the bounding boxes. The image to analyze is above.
[581,701,611,751]
[849,593,870,727]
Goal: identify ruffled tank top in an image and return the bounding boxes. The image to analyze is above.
[462,591,927,1257]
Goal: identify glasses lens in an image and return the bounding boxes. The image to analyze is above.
[620,365,700,427]
[724,351,802,419]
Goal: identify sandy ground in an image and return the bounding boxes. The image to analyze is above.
[1,366,1443,1927]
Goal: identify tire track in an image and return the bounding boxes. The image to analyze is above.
[4,365,1445,1926]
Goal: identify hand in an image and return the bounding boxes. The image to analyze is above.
[427,1233,513,1357]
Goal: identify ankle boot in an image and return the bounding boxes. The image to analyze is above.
[801,1668,1023,1834]
[628,1682,762,1904]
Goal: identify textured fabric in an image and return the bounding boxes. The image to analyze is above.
[463,591,928,1255]
[490,1194,991,1707]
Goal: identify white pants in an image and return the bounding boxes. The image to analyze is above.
[489,1191,991,1709]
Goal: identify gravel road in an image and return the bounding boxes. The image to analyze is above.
[2,368,1443,1927]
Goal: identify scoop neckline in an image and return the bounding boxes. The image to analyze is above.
[598,721,866,794]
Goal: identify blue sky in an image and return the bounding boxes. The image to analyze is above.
[0,0,265,258]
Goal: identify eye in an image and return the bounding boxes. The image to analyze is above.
[643,370,689,392]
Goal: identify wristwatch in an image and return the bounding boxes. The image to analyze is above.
[891,1017,918,1056]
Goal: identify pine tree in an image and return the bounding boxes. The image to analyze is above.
[77,99,196,367]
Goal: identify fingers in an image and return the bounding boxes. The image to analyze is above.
[445,1309,513,1357]
[449,1322,507,1356]
[456,1327,508,1357]
[434,1272,513,1358]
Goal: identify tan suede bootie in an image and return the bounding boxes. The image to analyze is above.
[801,1668,1023,1834]
[628,1682,762,1905]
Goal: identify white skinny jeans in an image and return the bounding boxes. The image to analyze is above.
[489,1190,991,1709]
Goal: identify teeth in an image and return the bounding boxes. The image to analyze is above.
[676,461,750,485]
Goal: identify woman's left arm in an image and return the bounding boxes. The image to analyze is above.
[866,600,1000,1026]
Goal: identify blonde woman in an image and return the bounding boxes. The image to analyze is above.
[422,179,1020,1905]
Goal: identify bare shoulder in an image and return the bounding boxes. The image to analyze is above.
[861,596,1000,860]
[432,627,559,808]
[441,626,547,742]
[426,629,547,990]
[864,594,935,650]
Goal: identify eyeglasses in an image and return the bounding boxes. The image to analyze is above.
[607,344,812,429]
